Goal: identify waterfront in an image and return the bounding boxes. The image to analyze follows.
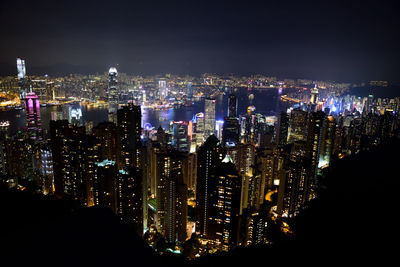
[0,87,286,136]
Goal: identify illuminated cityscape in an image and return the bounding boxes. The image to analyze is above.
[1,1,400,266]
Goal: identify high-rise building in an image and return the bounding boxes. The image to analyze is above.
[92,122,118,162]
[61,127,90,204]
[108,67,118,102]
[16,58,26,80]
[68,106,83,126]
[287,108,308,143]
[222,117,240,146]
[118,167,144,236]
[170,121,189,152]
[5,131,36,181]
[50,121,99,204]
[210,159,242,251]
[276,112,289,146]
[39,147,54,195]
[94,159,118,212]
[215,120,224,141]
[226,143,255,176]
[49,120,70,198]
[84,121,94,134]
[17,58,27,99]
[117,104,142,169]
[51,111,64,121]
[310,84,319,104]
[204,98,216,137]
[156,151,188,243]
[196,135,225,238]
[244,209,269,246]
[319,116,336,168]
[228,94,238,118]
[159,79,167,101]
[306,111,326,194]
[277,157,311,218]
[24,92,42,141]
[193,113,205,147]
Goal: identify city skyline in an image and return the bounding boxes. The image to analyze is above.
[0,0,399,82]
[1,1,400,266]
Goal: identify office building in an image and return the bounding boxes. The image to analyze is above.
[204,98,216,137]
[117,104,142,169]
[196,135,225,238]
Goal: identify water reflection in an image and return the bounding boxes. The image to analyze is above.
[0,87,288,136]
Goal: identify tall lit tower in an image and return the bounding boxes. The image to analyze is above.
[204,98,216,137]
[159,79,167,101]
[17,58,26,80]
[17,58,27,99]
[310,84,319,105]
[108,67,118,102]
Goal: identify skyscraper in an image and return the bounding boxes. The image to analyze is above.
[228,94,238,118]
[310,84,319,105]
[68,106,83,126]
[50,120,99,204]
[108,67,118,102]
[287,108,308,143]
[39,147,54,195]
[215,120,224,141]
[194,112,205,147]
[24,92,42,141]
[118,167,144,236]
[117,104,142,169]
[222,117,240,146]
[156,150,188,243]
[94,159,118,212]
[210,159,242,251]
[92,122,118,162]
[170,121,189,152]
[306,111,326,196]
[276,112,289,146]
[196,135,225,238]
[204,98,216,137]
[319,116,336,168]
[16,58,27,99]
[49,120,70,198]
[277,158,311,218]
[16,58,26,80]
[159,79,167,101]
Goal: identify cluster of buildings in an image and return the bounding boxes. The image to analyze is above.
[2,58,383,111]
[1,58,400,257]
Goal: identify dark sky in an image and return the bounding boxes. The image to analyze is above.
[0,0,399,82]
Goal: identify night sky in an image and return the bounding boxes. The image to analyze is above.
[0,0,399,82]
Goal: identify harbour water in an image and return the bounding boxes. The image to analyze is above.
[0,87,287,136]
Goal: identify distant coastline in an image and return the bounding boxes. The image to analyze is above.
[349,85,400,98]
